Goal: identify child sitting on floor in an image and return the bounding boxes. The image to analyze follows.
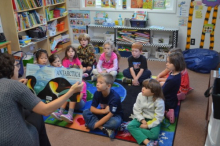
[156,48,193,103]
[91,40,120,81]
[77,33,97,75]
[162,52,185,124]
[122,42,151,86]
[83,74,123,139]
[34,49,49,65]
[127,79,164,146]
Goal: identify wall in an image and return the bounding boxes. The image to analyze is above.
[67,0,220,52]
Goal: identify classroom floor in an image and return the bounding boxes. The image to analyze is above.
[45,52,210,146]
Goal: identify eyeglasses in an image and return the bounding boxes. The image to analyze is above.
[14,63,20,68]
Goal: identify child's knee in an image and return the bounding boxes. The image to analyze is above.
[83,109,90,117]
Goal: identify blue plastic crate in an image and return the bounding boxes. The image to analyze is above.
[119,51,131,57]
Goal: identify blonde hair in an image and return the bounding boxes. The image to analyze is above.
[103,40,121,60]
[97,74,114,86]
[78,33,90,43]
[142,79,164,101]
[132,42,143,51]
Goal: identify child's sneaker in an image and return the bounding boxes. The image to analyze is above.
[51,112,62,121]
[122,77,132,84]
[91,75,97,81]
[83,73,89,78]
[146,140,158,146]
[102,127,115,139]
[60,114,73,123]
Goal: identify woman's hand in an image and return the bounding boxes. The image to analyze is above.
[70,81,84,93]
[19,79,28,84]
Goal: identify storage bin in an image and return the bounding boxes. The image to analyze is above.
[104,31,114,41]
[57,22,65,31]
[152,34,169,45]
[119,51,132,57]
[155,51,168,61]
[142,52,149,58]
[23,55,34,66]
[57,41,71,49]
[130,19,147,28]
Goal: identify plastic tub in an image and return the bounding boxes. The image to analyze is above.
[57,22,64,31]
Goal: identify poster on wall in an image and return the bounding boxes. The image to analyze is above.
[177,0,190,17]
[69,10,90,44]
[26,64,82,102]
[203,24,214,33]
[68,0,80,8]
[110,0,116,8]
[179,17,188,26]
[195,10,203,18]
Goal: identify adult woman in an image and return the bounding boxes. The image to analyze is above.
[0,53,83,146]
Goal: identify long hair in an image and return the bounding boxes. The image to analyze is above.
[103,40,121,61]
[62,45,78,62]
[142,79,164,101]
[49,54,60,65]
[168,52,186,72]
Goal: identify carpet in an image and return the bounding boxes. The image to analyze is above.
[43,74,180,146]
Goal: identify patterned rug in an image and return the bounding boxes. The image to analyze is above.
[43,73,180,146]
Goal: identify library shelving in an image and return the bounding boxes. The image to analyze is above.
[0,0,70,55]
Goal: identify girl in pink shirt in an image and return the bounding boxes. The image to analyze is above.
[50,46,87,123]
[91,41,120,81]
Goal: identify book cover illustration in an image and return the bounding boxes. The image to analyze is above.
[110,0,116,8]
[143,0,153,9]
[101,0,110,8]
[26,64,82,103]
[85,0,96,7]
[153,0,165,9]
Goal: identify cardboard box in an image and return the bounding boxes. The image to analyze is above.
[104,31,114,41]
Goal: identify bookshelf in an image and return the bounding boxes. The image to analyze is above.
[0,0,70,55]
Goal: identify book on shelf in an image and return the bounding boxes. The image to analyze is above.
[14,10,41,31]
[44,0,64,5]
[12,0,43,11]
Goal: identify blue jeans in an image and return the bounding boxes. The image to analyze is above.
[83,109,122,130]
[123,68,152,83]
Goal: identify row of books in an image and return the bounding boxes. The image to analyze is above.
[14,10,42,31]
[117,30,150,44]
[44,0,64,5]
[12,0,43,11]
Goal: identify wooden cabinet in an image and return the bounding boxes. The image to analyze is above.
[0,0,70,55]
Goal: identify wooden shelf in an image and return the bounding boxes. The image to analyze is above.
[47,15,66,22]
[20,37,48,48]
[15,6,43,13]
[49,29,68,38]
[45,2,65,7]
[18,24,46,33]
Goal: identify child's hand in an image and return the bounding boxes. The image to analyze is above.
[132,78,139,86]
[141,119,147,124]
[101,70,107,74]
[19,79,28,84]
[140,123,148,129]
[70,82,84,93]
[103,106,110,114]
[87,66,92,71]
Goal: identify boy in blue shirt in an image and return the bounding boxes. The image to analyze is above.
[123,42,151,86]
[83,74,123,139]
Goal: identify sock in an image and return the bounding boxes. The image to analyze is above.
[68,108,74,116]
[59,108,65,114]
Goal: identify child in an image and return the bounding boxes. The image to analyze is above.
[83,74,123,139]
[156,48,192,102]
[77,34,97,75]
[91,40,120,81]
[127,79,164,146]
[122,42,151,86]
[163,52,186,123]
[62,45,83,69]
[48,54,62,67]
[34,49,48,65]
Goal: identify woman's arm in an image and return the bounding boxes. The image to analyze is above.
[32,82,84,116]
